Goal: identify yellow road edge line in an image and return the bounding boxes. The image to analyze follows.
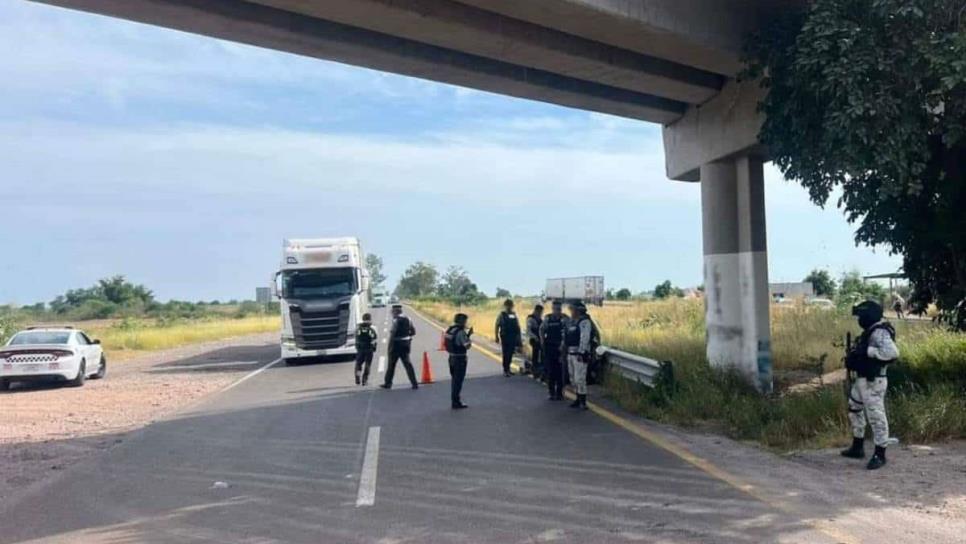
[407,305,858,544]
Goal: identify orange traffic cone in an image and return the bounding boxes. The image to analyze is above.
[438,331,447,351]
[420,351,434,384]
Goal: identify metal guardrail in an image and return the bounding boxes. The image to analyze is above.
[596,345,674,390]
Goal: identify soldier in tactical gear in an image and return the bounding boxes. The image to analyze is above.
[381,304,419,390]
[444,313,473,409]
[841,300,899,470]
[495,299,522,377]
[540,300,569,400]
[354,313,377,386]
[565,301,593,410]
[525,304,544,378]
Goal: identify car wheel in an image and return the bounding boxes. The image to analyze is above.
[0,379,10,391]
[68,359,87,387]
[91,355,107,379]
[284,358,299,366]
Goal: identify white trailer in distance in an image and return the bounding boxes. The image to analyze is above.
[273,238,370,364]
[544,276,605,306]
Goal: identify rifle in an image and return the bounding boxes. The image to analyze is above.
[844,331,854,401]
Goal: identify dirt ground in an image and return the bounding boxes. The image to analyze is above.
[597,395,966,544]
[0,332,277,505]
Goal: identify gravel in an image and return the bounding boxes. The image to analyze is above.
[0,332,277,504]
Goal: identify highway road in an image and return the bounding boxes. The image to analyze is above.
[0,308,840,543]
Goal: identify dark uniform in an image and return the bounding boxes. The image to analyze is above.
[354,319,377,386]
[495,303,522,377]
[540,308,568,400]
[382,308,419,389]
[444,314,473,409]
[526,310,543,378]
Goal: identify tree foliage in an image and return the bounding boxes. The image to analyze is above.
[615,288,633,301]
[365,253,387,287]
[395,262,439,299]
[744,0,966,328]
[837,270,887,306]
[653,280,684,299]
[437,266,486,304]
[495,287,512,299]
[804,269,837,297]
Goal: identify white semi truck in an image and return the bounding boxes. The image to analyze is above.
[544,276,605,306]
[273,238,370,363]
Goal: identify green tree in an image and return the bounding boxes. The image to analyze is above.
[838,270,886,306]
[495,287,512,299]
[615,288,633,301]
[744,0,966,327]
[653,280,683,299]
[437,266,485,304]
[804,269,837,297]
[395,262,439,299]
[365,253,387,287]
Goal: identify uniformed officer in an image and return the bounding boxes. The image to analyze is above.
[540,300,569,400]
[494,299,522,377]
[841,300,899,470]
[565,301,593,410]
[354,313,377,386]
[381,304,419,390]
[444,313,473,409]
[525,304,544,378]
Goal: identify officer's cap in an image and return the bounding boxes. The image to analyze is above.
[534,304,544,311]
[454,312,468,323]
[391,303,403,310]
[571,301,587,312]
[503,298,514,307]
[362,313,372,322]
[551,299,563,307]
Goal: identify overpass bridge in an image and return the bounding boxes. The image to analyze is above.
[33,0,807,390]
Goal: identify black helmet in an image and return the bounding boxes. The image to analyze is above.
[454,312,468,324]
[852,300,883,329]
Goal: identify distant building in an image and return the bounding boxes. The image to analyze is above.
[255,287,272,304]
[769,282,814,300]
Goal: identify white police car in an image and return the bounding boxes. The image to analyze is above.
[0,327,106,390]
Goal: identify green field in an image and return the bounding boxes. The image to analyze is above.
[413,298,966,450]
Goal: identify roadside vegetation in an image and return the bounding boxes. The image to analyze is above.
[0,276,281,357]
[412,297,966,450]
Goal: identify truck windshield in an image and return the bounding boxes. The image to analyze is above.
[282,268,357,299]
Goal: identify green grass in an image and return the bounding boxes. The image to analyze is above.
[413,298,966,450]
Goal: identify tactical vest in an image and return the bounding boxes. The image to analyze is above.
[565,315,587,348]
[498,311,520,341]
[444,325,467,356]
[847,322,897,379]
[356,325,377,352]
[543,314,565,348]
[527,314,542,337]
[392,315,415,342]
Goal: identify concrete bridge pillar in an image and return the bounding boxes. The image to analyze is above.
[699,155,772,392]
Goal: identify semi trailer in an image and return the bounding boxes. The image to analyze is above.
[544,276,605,306]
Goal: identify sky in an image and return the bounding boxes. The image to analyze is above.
[0,1,901,304]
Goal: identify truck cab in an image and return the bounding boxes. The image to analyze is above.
[274,238,369,363]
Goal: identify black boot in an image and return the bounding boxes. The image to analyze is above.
[840,437,866,459]
[580,394,588,410]
[569,396,581,408]
[867,446,887,470]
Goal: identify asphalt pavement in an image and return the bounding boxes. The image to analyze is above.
[0,307,839,543]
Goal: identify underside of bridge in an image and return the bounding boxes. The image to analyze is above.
[32,0,809,390]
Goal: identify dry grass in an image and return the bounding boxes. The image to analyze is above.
[85,316,280,360]
[413,298,966,449]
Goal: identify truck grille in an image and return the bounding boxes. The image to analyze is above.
[290,304,349,350]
